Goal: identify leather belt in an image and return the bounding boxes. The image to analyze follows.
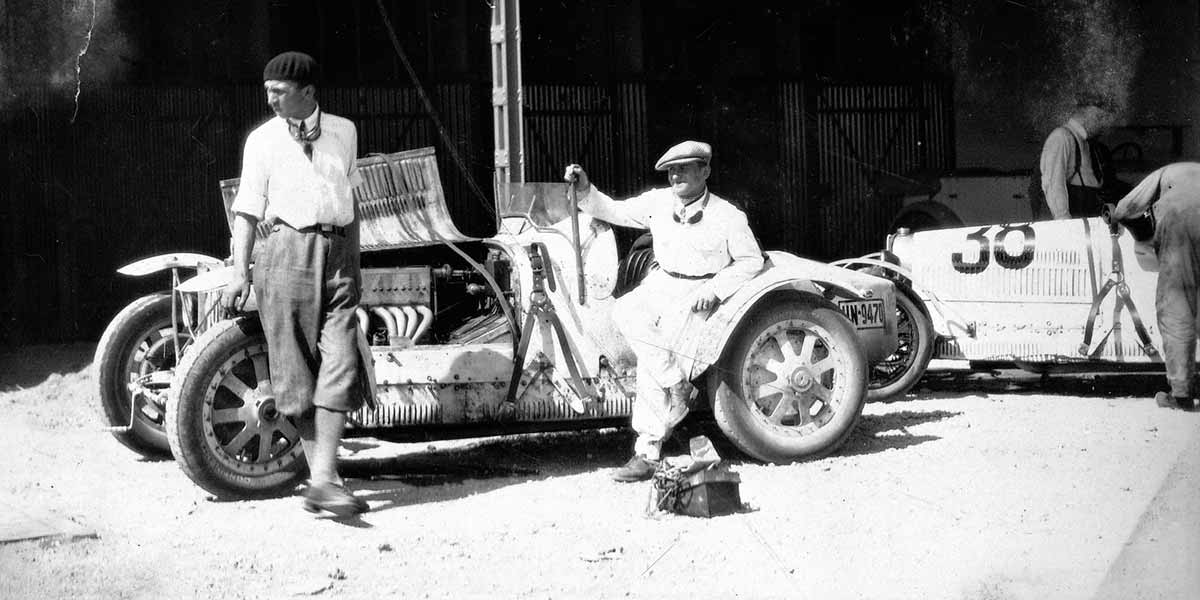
[660,267,715,280]
[294,223,346,236]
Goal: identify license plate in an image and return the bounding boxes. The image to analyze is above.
[838,299,885,330]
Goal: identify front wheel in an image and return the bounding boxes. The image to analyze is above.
[94,293,190,458]
[707,301,867,463]
[165,317,307,499]
[867,289,935,402]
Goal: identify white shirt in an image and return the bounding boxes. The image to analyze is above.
[230,106,363,228]
[1039,117,1100,219]
[578,186,764,301]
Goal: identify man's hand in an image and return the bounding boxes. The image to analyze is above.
[221,271,251,315]
[563,164,590,193]
[691,290,719,313]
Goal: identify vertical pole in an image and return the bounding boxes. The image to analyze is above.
[490,0,524,222]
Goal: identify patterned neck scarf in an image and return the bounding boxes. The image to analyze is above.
[288,107,321,160]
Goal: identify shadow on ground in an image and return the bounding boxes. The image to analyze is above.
[908,369,1163,400]
[338,428,636,512]
[839,409,961,456]
[0,343,94,390]
[337,404,975,512]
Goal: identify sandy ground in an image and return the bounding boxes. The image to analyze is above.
[0,343,1197,600]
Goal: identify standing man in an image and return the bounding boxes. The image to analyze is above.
[1111,162,1200,411]
[221,51,370,515]
[564,141,764,482]
[1032,96,1124,220]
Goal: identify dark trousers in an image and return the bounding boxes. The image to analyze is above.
[1154,195,1200,398]
[254,223,362,416]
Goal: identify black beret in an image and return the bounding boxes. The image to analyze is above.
[263,51,319,86]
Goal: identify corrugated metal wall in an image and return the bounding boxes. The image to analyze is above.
[522,83,650,198]
[805,81,955,258]
[1,84,489,344]
[3,79,951,344]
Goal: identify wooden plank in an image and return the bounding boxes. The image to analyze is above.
[0,500,95,545]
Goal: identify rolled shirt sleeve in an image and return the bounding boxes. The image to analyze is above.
[1039,128,1075,220]
[230,131,269,220]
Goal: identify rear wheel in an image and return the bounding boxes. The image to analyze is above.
[166,317,307,498]
[867,289,935,401]
[95,293,190,458]
[707,301,867,463]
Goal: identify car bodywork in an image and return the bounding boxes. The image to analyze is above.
[200,148,898,434]
[844,216,1181,374]
[101,146,901,497]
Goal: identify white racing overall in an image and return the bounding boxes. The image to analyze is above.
[580,186,763,459]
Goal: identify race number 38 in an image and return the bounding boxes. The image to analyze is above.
[951,224,1036,274]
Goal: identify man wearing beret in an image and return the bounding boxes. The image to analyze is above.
[564,141,764,482]
[222,51,369,515]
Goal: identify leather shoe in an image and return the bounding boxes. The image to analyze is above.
[669,380,694,406]
[611,455,659,482]
[1155,392,1196,411]
[302,482,369,517]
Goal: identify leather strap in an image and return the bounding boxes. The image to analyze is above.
[660,267,715,280]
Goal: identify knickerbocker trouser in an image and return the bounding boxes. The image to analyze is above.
[254,223,363,417]
[1154,194,1200,399]
[614,269,709,459]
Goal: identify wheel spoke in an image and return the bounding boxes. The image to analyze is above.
[274,418,299,442]
[754,382,783,403]
[251,354,271,391]
[809,357,835,377]
[767,392,794,424]
[809,382,833,405]
[212,408,244,425]
[220,376,251,400]
[773,331,798,364]
[221,426,255,455]
[796,334,818,364]
[256,431,274,461]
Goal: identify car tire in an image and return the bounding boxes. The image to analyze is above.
[707,301,867,464]
[95,293,189,459]
[890,201,964,233]
[165,317,307,499]
[867,288,935,402]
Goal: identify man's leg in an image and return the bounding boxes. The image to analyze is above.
[297,407,347,486]
[1154,201,1200,409]
[612,279,694,481]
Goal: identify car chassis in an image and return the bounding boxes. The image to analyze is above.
[96,147,900,499]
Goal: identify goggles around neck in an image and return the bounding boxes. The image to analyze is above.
[673,189,710,224]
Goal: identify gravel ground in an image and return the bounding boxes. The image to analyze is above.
[0,344,1197,600]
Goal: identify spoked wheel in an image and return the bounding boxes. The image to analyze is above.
[95,293,192,458]
[708,301,867,463]
[867,289,934,402]
[166,317,307,499]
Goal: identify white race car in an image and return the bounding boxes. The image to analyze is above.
[837,215,1174,398]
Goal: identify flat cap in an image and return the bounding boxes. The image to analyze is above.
[654,140,712,171]
[263,51,319,85]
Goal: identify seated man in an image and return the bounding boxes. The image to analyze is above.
[564,141,764,482]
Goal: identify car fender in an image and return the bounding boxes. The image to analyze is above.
[116,253,224,277]
[682,251,899,378]
[831,253,970,340]
[176,265,259,313]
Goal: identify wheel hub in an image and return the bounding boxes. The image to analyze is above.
[257,397,279,423]
[789,367,814,391]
